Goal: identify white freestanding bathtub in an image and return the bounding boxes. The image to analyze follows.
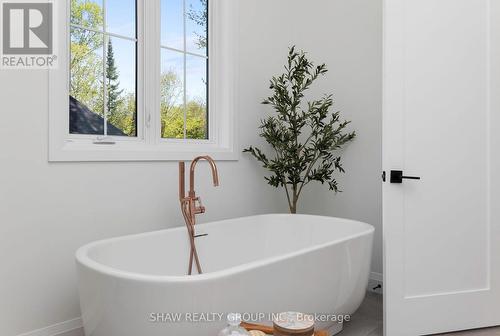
[76,214,374,336]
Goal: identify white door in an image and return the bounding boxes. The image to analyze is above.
[383,0,500,335]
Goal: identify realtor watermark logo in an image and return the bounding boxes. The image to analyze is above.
[1,0,58,69]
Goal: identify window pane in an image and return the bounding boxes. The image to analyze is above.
[105,37,137,137]
[70,27,105,135]
[186,55,208,139]
[71,0,104,31]
[106,0,136,38]
[186,0,208,55]
[161,49,185,139]
[161,0,184,50]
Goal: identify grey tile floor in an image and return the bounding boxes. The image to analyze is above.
[59,328,84,336]
[339,292,383,336]
[341,292,500,336]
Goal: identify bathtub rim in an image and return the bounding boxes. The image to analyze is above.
[75,214,374,283]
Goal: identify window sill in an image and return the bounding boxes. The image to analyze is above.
[49,139,239,162]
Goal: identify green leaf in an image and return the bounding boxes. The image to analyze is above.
[243,46,356,213]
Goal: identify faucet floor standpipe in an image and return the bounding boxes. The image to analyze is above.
[178,156,219,275]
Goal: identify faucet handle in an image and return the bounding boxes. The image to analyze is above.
[194,197,206,214]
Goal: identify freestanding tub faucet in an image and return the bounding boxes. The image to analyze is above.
[179,156,219,275]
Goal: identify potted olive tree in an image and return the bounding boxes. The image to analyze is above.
[244,47,356,214]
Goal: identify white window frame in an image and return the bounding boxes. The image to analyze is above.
[49,0,238,162]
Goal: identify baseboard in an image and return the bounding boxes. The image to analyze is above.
[16,318,83,336]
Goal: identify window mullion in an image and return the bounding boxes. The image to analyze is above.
[102,0,108,137]
[141,0,159,145]
[70,24,137,42]
[154,0,162,145]
[103,35,108,137]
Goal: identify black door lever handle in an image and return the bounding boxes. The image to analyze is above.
[390,170,421,184]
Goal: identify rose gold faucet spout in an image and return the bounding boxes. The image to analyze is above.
[189,156,219,196]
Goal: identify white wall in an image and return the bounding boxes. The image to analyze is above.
[295,0,384,275]
[0,0,382,335]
